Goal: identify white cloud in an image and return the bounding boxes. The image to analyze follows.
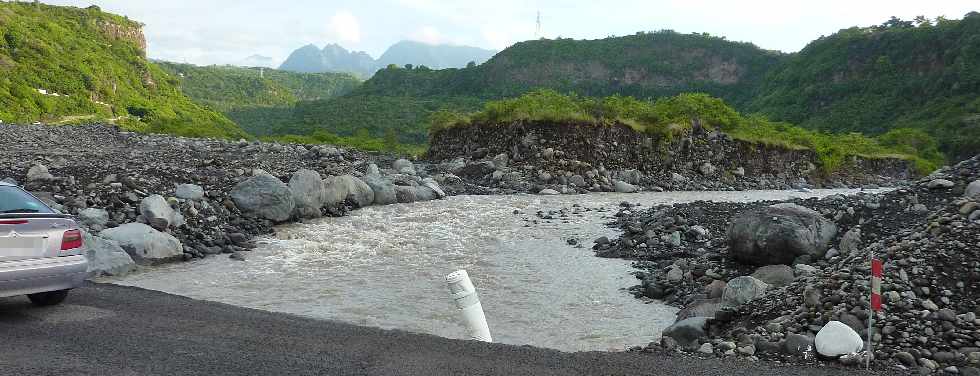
[326,10,361,44]
[410,26,443,44]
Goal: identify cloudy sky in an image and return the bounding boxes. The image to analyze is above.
[41,0,980,67]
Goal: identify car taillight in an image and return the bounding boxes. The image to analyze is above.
[61,229,83,251]
[0,220,28,225]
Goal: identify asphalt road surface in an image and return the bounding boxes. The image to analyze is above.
[0,283,890,376]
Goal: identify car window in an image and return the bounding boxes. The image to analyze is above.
[0,186,54,214]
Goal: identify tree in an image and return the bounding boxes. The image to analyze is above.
[913,15,930,27]
[466,61,476,69]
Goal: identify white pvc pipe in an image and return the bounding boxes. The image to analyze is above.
[446,270,492,342]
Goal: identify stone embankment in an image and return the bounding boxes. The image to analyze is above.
[596,155,980,374]
[428,121,913,195]
[0,124,449,277]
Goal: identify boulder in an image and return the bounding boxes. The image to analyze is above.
[927,179,955,189]
[722,276,769,306]
[77,208,109,232]
[100,223,183,265]
[421,178,446,199]
[839,227,862,254]
[614,180,639,193]
[966,180,980,198]
[26,163,53,181]
[288,169,325,218]
[414,185,438,201]
[392,159,416,175]
[539,189,560,195]
[174,184,205,201]
[335,175,374,207]
[361,175,397,205]
[662,317,708,350]
[230,174,295,222]
[139,194,177,231]
[751,265,795,287]
[814,321,864,357]
[699,162,716,176]
[321,176,349,207]
[728,203,838,265]
[569,175,586,187]
[83,232,136,277]
[394,185,418,203]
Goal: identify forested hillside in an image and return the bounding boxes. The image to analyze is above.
[267,30,785,145]
[0,2,244,138]
[749,13,980,161]
[156,62,360,135]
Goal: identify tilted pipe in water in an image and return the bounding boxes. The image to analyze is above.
[446,270,492,342]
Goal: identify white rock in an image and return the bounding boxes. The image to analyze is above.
[814,321,864,357]
[722,276,769,306]
[927,179,955,189]
[139,194,177,231]
[27,163,54,181]
[538,189,560,195]
[99,223,183,265]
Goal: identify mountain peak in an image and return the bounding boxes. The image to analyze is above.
[278,41,496,76]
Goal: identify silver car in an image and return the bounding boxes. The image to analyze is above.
[0,181,88,305]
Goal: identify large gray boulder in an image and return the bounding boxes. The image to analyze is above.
[814,321,864,357]
[288,169,325,218]
[321,176,349,207]
[839,227,862,254]
[139,195,178,231]
[662,317,708,349]
[175,184,205,201]
[722,276,769,306]
[414,185,438,201]
[230,174,295,222]
[332,175,374,207]
[100,223,183,265]
[728,203,838,265]
[361,175,397,205]
[83,232,136,277]
[394,185,418,203]
[676,298,725,321]
[966,180,980,198]
[77,208,109,232]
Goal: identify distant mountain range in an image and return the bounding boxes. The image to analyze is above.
[278,41,497,77]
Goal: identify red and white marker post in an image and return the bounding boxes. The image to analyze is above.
[867,249,883,369]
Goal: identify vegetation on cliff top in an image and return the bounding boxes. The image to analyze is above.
[431,90,944,174]
[0,2,245,139]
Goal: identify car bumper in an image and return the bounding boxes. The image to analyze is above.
[0,255,88,298]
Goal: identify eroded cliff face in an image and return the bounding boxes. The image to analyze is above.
[428,122,912,191]
[98,20,146,55]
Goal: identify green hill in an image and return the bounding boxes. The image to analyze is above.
[748,13,980,161]
[0,2,244,138]
[155,62,360,135]
[267,30,784,144]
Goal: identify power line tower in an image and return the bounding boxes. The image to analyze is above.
[535,11,542,39]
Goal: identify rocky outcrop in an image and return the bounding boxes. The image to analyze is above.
[428,121,912,194]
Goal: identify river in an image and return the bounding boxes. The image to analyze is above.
[114,189,867,352]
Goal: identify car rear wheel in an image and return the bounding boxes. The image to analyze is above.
[27,289,69,306]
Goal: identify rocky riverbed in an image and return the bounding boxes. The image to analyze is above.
[597,155,980,374]
[0,124,452,276]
